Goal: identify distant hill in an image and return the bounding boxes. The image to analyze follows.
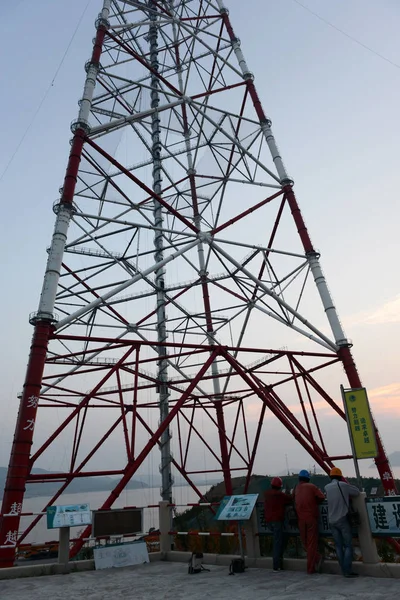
[0,467,220,500]
[0,467,149,500]
[136,472,221,488]
[204,473,399,502]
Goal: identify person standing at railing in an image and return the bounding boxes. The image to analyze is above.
[264,476,292,572]
[294,469,325,574]
[325,467,360,578]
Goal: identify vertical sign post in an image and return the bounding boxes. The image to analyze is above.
[46,503,92,564]
[215,494,259,566]
[341,386,378,489]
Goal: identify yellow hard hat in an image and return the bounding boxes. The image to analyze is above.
[330,467,343,477]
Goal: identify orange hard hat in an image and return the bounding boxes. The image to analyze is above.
[330,467,343,477]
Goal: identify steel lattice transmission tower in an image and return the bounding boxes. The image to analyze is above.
[0,0,396,566]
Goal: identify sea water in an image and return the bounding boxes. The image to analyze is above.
[19,484,211,544]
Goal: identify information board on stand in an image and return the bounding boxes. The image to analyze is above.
[215,494,259,521]
[46,503,92,529]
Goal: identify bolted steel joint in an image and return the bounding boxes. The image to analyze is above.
[70,119,91,134]
[243,71,254,81]
[52,200,76,215]
[306,250,321,261]
[95,16,110,29]
[29,311,59,326]
[198,231,212,244]
[280,176,294,186]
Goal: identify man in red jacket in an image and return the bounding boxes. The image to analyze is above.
[294,469,325,574]
[264,476,292,571]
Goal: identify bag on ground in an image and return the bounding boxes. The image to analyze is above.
[188,552,209,574]
[229,557,246,575]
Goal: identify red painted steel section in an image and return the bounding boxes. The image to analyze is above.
[284,187,314,254]
[69,351,219,557]
[214,401,233,495]
[135,412,212,507]
[0,106,98,571]
[0,19,112,566]
[2,2,397,566]
[30,346,137,464]
[174,34,233,496]
[212,189,285,235]
[303,378,327,454]
[221,349,334,474]
[61,130,86,204]
[0,323,52,566]
[339,346,397,495]
[17,414,127,546]
[217,44,398,493]
[92,25,107,65]
[52,334,337,356]
[286,183,396,492]
[244,401,267,493]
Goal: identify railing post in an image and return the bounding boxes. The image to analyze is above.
[58,526,70,564]
[242,509,261,559]
[353,492,380,564]
[159,500,172,553]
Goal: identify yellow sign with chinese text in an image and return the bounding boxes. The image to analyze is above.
[343,388,378,459]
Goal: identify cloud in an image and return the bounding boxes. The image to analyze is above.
[369,382,400,415]
[345,295,400,327]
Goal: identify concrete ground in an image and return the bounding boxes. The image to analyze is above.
[1,561,399,600]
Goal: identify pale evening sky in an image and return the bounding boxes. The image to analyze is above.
[0,0,399,479]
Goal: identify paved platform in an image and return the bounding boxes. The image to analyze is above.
[1,561,399,600]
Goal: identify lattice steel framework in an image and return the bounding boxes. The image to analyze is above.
[0,0,396,566]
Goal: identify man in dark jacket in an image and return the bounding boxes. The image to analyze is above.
[294,469,325,574]
[264,476,292,571]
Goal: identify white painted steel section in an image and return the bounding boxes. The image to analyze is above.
[216,0,291,184]
[170,2,222,400]
[260,122,291,184]
[308,253,348,346]
[77,0,111,127]
[36,206,72,320]
[248,295,333,351]
[217,0,348,346]
[216,1,251,76]
[89,99,184,136]
[210,240,337,350]
[79,64,99,127]
[148,2,173,504]
[55,239,200,329]
[190,99,281,183]
[36,1,112,321]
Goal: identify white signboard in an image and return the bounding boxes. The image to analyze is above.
[366,496,400,535]
[216,494,258,521]
[46,503,91,529]
[94,540,149,570]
